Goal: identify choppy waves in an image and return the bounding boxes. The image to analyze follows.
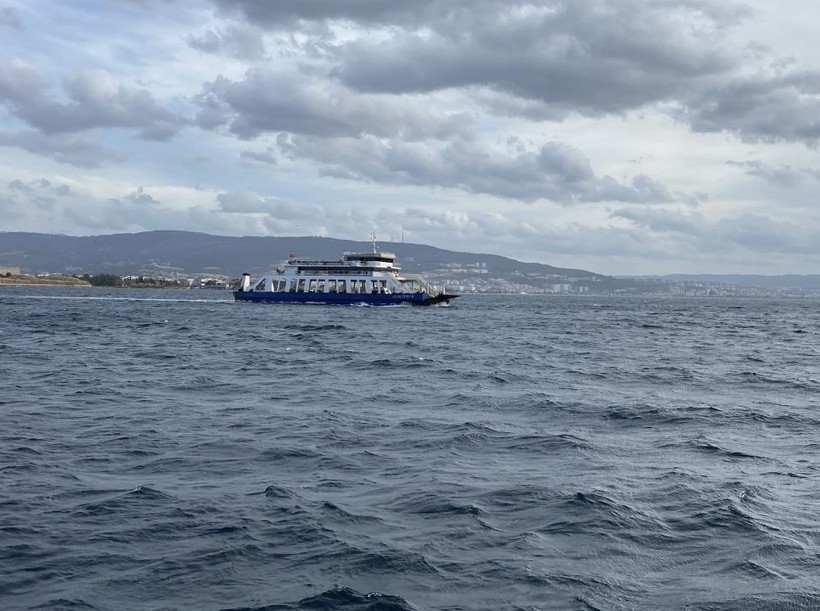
[3,289,820,610]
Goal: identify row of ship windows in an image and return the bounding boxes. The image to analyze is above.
[255,278,395,293]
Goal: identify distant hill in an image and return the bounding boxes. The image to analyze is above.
[0,231,607,286]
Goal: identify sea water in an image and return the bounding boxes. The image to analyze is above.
[2,287,820,610]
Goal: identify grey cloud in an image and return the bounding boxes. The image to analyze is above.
[216,191,270,213]
[714,214,804,252]
[196,70,469,140]
[240,148,277,165]
[8,179,33,192]
[188,23,266,60]
[193,93,231,131]
[0,194,24,220]
[278,134,683,204]
[725,160,816,187]
[1,178,58,212]
[0,130,126,167]
[471,89,568,122]
[216,0,820,146]
[365,205,671,261]
[0,68,186,141]
[188,30,222,53]
[590,175,676,205]
[213,191,333,236]
[0,178,309,237]
[525,212,820,267]
[62,205,144,233]
[113,187,158,207]
[66,188,163,232]
[195,70,471,140]
[669,0,753,27]
[682,73,820,144]
[58,194,265,236]
[7,177,74,197]
[612,207,819,255]
[211,0,454,28]
[0,7,22,30]
[31,195,55,211]
[613,207,704,235]
[330,1,740,113]
[181,155,210,167]
[332,203,697,264]
[27,178,74,196]
[0,63,48,103]
[213,0,750,33]
[536,142,594,183]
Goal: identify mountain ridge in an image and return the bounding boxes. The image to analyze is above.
[5,231,819,292]
[0,230,603,283]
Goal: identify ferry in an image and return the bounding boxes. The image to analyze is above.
[234,241,459,306]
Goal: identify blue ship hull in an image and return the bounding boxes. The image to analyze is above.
[233,291,456,306]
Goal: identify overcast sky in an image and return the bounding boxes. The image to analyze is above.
[2,0,820,274]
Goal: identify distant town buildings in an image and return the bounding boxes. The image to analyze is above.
[426,261,820,297]
[2,257,819,296]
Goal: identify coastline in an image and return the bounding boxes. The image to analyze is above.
[0,275,91,287]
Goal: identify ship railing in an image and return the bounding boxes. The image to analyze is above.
[399,275,442,295]
[292,269,380,276]
[287,259,344,266]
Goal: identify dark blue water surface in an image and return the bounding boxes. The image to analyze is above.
[3,287,820,610]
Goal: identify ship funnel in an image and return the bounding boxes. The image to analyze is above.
[239,273,251,291]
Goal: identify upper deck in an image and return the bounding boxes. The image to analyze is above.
[285,251,400,275]
[343,251,396,264]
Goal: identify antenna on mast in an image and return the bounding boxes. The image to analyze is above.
[370,229,378,253]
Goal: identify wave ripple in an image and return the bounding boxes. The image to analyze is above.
[3,289,820,610]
